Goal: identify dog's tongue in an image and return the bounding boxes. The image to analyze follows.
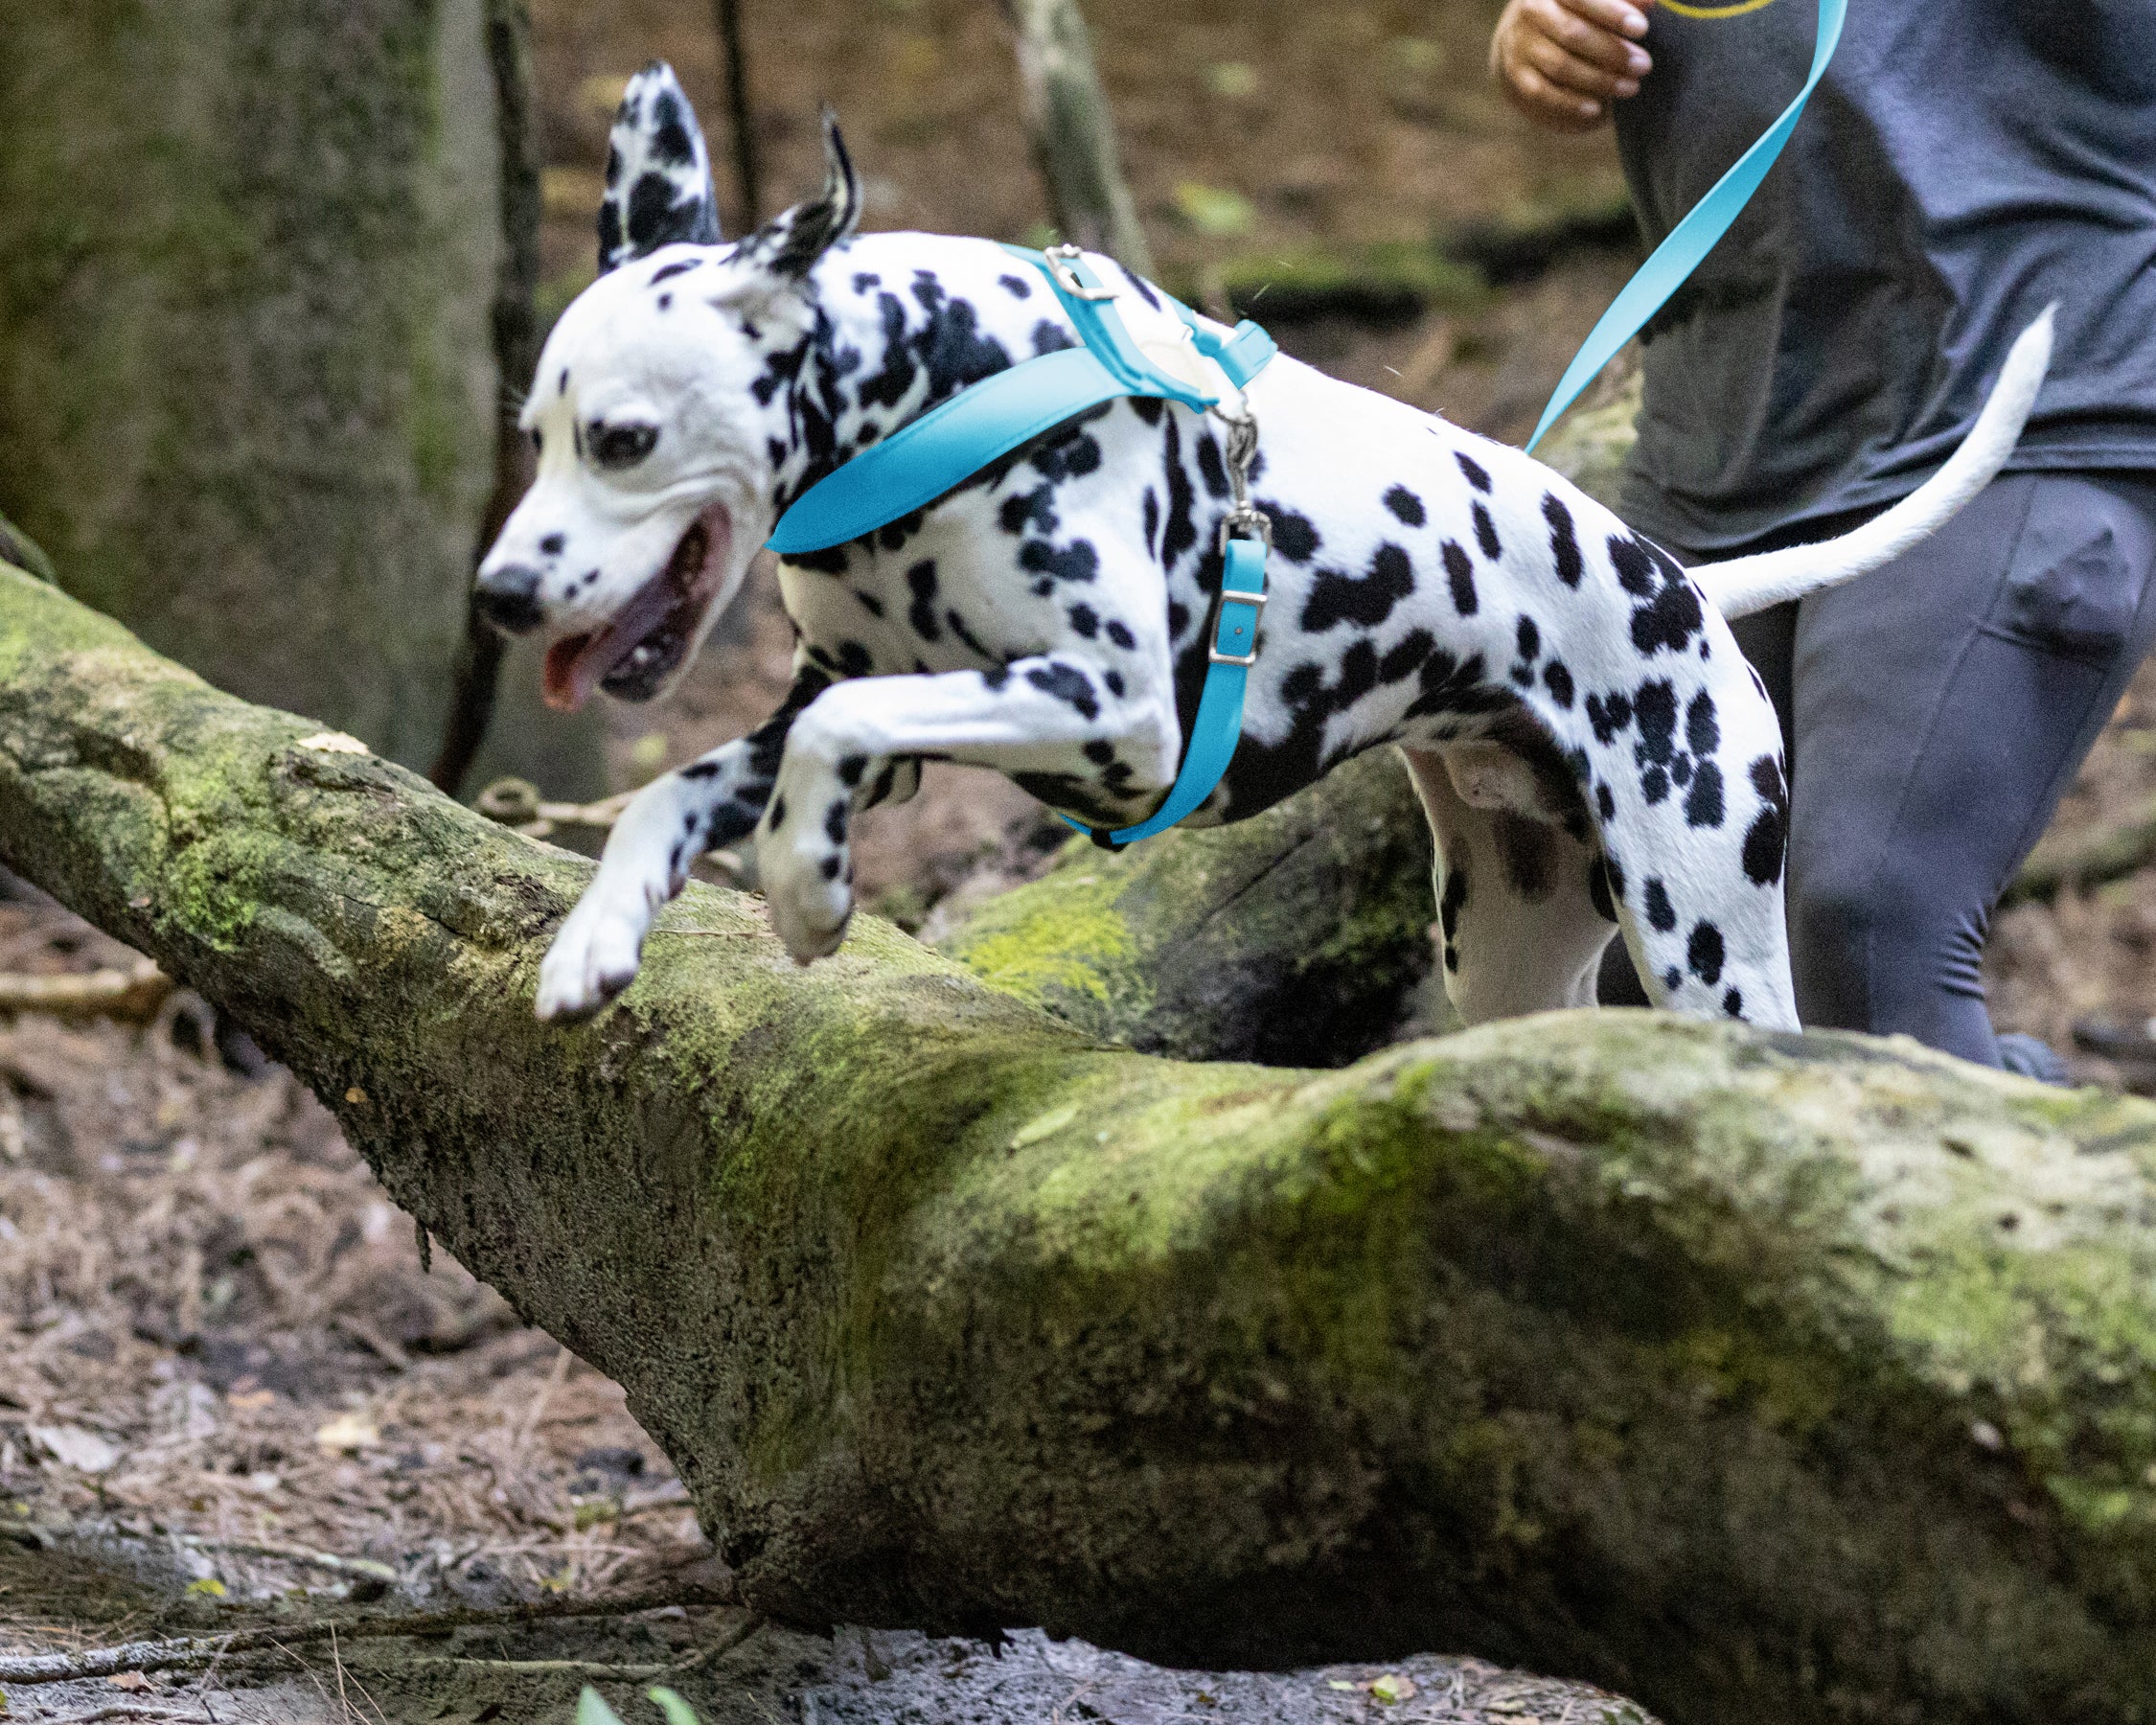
[539,565,690,713]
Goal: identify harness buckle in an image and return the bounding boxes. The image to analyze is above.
[1044,243,1118,302]
[1218,504,1273,553]
[1208,588,1267,668]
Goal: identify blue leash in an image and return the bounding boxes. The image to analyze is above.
[1525,0,1846,452]
[768,242,1277,847]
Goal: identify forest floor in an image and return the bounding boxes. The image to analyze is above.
[8,0,2156,1718]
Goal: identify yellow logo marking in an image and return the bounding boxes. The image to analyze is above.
[1659,0,1780,15]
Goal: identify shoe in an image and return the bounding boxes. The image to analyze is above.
[1995,1031,2071,1086]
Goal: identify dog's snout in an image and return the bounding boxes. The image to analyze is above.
[474,563,547,635]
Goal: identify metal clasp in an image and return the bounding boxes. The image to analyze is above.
[1044,242,1117,302]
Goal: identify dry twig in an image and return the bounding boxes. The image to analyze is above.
[0,958,169,1022]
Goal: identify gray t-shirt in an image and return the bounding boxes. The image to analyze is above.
[1612,0,2156,554]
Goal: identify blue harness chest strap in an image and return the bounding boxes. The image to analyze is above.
[766,242,1279,849]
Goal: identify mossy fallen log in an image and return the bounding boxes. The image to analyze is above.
[5,564,2156,1724]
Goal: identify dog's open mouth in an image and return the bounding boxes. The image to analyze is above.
[541,502,733,712]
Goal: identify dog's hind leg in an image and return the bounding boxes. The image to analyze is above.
[535,669,830,1021]
[1401,746,1619,1025]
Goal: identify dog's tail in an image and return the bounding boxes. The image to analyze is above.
[1691,305,2054,621]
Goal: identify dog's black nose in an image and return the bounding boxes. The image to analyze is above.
[474,564,546,634]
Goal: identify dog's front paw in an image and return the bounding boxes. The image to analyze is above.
[762,843,855,966]
[535,897,650,1022]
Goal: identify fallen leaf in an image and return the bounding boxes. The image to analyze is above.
[1369,1672,1418,1705]
[108,1671,152,1692]
[314,1412,380,1453]
[28,1423,119,1475]
[1326,1680,1360,1691]
[297,731,369,755]
[226,1388,275,1412]
[186,1576,226,1598]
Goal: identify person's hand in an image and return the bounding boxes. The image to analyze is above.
[1489,0,1654,131]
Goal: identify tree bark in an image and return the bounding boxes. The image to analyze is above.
[999,0,1156,275]
[5,565,2156,1724]
[0,0,600,794]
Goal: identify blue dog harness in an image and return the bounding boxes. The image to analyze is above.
[768,243,1279,846]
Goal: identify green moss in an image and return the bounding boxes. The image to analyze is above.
[946,858,1142,1018]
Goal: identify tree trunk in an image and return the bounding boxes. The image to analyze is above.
[0,0,601,794]
[5,564,2156,1725]
[1000,0,1156,274]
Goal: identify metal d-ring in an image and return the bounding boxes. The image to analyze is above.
[1044,242,1117,302]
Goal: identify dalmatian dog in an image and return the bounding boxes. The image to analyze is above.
[478,63,2050,1032]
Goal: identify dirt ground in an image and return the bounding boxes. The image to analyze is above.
[7,0,2156,1718]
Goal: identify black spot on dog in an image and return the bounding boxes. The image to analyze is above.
[1106,620,1135,650]
[1609,536,1658,597]
[1195,434,1232,500]
[657,292,673,310]
[1438,866,1469,972]
[1543,660,1574,707]
[1380,629,1434,683]
[649,87,697,164]
[999,273,1033,298]
[821,855,843,881]
[1722,987,1745,1019]
[1167,602,1191,638]
[1473,503,1502,561]
[853,271,881,292]
[1000,484,1058,538]
[837,754,868,789]
[1684,761,1725,829]
[1515,616,1540,663]
[650,258,699,286]
[1026,662,1099,721]
[1663,966,1683,992]
[1160,417,1199,569]
[1020,539,1099,585]
[1142,488,1161,560]
[854,589,884,618]
[836,641,873,678]
[1742,755,1789,886]
[904,561,941,641]
[627,172,685,254]
[539,532,565,555]
[1441,540,1478,616]
[1116,262,1163,310]
[1104,670,1126,699]
[1586,690,1633,745]
[1456,451,1492,494]
[1687,922,1725,986]
[1543,494,1583,587]
[1632,579,1706,657]
[1032,321,1078,356]
[1131,396,1166,427]
[1303,542,1416,632]
[1384,485,1426,526]
[1595,781,1616,820]
[1262,505,1320,564]
[1068,603,1100,638]
[1686,691,1720,758]
[1644,877,1677,932]
[1032,425,1102,482]
[1083,740,1115,766]
[824,799,850,844]
[768,794,788,833]
[1495,814,1555,901]
[980,661,1010,690]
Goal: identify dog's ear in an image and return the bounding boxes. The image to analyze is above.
[734,110,860,285]
[598,61,723,275]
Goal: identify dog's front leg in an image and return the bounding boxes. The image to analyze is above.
[758,657,1153,963]
[535,670,829,1022]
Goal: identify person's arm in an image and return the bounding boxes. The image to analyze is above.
[1489,0,1654,131]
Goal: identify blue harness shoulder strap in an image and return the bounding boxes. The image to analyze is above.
[767,243,1278,847]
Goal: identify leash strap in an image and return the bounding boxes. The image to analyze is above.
[1523,0,1846,453]
[766,242,1279,849]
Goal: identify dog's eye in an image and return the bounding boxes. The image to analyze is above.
[590,422,659,471]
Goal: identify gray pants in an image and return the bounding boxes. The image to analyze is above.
[1604,471,2156,1066]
